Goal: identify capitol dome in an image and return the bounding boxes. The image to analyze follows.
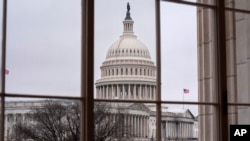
[96,3,156,101]
[106,34,151,61]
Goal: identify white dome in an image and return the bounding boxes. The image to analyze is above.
[106,36,151,60]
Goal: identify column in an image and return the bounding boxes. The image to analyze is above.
[116,85,119,97]
[122,84,125,99]
[142,116,145,137]
[96,87,98,98]
[137,116,140,137]
[146,117,149,138]
[106,85,109,99]
[110,85,113,98]
[146,85,148,99]
[183,123,185,138]
[4,115,8,138]
[149,85,152,100]
[142,85,145,99]
[139,85,141,99]
[153,86,156,100]
[134,116,137,136]
[138,116,140,137]
[141,116,143,137]
[180,122,182,139]
[124,114,126,137]
[184,123,186,138]
[132,115,134,136]
[128,84,131,99]
[117,85,120,98]
[139,116,142,137]
[127,115,130,136]
[169,122,171,138]
[166,121,169,138]
[102,86,105,99]
[133,84,136,99]
[104,86,106,98]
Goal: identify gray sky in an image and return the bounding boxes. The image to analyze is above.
[5,0,81,96]
[3,0,198,115]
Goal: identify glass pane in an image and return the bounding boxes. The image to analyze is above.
[161,3,216,102]
[225,11,250,104]
[162,104,217,141]
[228,106,250,125]
[161,104,198,140]
[5,98,81,140]
[94,0,156,101]
[6,0,81,96]
[225,0,250,11]
[94,102,155,140]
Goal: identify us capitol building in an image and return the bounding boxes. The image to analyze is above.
[95,3,197,141]
[4,3,198,141]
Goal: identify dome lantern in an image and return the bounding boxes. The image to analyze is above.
[123,2,134,36]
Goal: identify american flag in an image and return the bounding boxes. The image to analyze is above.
[183,89,189,94]
[5,69,9,75]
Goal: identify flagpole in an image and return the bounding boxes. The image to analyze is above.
[183,90,184,109]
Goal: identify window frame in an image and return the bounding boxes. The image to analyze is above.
[1,0,250,141]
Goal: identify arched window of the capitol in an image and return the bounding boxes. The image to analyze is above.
[5,0,81,97]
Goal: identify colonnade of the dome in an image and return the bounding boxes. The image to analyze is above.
[101,65,156,77]
[106,47,150,58]
[96,84,156,100]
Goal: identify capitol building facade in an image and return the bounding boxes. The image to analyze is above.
[4,3,198,141]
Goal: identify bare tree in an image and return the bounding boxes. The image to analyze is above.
[12,100,79,141]
[11,101,133,141]
[94,102,134,141]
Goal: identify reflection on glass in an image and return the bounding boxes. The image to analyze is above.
[225,0,250,10]
[198,105,217,141]
[6,0,81,96]
[94,0,156,100]
[4,98,80,140]
[94,102,155,140]
[225,11,250,104]
[228,106,250,125]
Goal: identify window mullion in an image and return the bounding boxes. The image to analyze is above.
[216,0,228,141]
[81,0,95,141]
[0,0,8,140]
[155,0,162,141]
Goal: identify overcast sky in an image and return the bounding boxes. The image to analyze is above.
[3,0,198,115]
